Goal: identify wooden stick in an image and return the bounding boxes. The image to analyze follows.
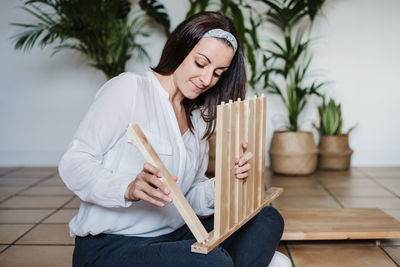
[228,100,236,228]
[247,98,256,214]
[214,103,229,238]
[260,96,267,201]
[234,99,244,223]
[257,96,265,204]
[127,124,209,244]
[254,97,261,208]
[242,99,249,217]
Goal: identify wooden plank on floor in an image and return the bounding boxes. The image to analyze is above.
[280,208,400,240]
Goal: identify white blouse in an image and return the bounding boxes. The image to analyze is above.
[59,71,215,238]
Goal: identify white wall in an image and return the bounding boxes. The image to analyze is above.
[0,0,399,166]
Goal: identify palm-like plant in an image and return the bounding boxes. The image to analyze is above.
[11,0,170,79]
[186,0,262,87]
[256,0,326,131]
[317,97,343,136]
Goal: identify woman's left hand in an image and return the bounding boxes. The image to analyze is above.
[234,142,253,179]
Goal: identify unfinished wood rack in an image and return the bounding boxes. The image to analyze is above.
[127,96,283,254]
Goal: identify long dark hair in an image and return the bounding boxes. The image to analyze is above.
[152,12,247,140]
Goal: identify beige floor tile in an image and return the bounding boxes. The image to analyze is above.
[64,197,81,208]
[382,209,400,221]
[43,209,78,223]
[373,177,400,185]
[320,177,378,188]
[328,186,395,197]
[381,187,400,197]
[374,178,400,195]
[0,186,26,196]
[360,167,400,178]
[0,245,74,267]
[267,177,319,188]
[19,186,73,196]
[0,195,11,202]
[0,209,54,223]
[17,224,74,245]
[0,196,71,209]
[0,167,18,175]
[336,197,400,209]
[0,186,27,201]
[315,169,366,178]
[0,224,33,243]
[0,178,44,186]
[279,185,330,197]
[273,195,341,209]
[383,246,400,264]
[268,173,314,178]
[38,177,66,186]
[20,167,57,172]
[289,244,394,267]
[2,171,54,179]
[0,245,7,253]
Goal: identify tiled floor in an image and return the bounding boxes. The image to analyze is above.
[269,167,400,266]
[0,167,399,266]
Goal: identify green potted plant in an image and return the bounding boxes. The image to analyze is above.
[10,0,170,79]
[256,0,326,176]
[315,97,355,170]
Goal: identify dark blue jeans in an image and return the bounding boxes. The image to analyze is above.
[73,206,284,267]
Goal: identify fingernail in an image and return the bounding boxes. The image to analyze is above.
[165,189,170,194]
[158,172,162,177]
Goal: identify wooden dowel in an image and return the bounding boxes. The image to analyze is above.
[254,97,261,207]
[240,100,247,219]
[260,96,267,201]
[214,104,228,238]
[247,99,255,213]
[257,97,266,205]
[234,100,243,223]
[228,100,235,229]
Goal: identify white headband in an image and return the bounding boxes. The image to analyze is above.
[203,29,237,53]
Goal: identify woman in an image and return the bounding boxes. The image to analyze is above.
[59,11,286,267]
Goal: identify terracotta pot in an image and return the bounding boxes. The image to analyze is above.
[269,131,319,176]
[318,135,353,170]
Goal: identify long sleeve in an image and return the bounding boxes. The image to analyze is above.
[185,117,215,216]
[59,73,137,208]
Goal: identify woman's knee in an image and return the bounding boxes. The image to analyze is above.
[258,206,285,234]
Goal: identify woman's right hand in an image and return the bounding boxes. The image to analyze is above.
[124,162,177,207]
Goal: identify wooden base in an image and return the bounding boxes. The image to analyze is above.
[280,208,400,240]
[191,187,283,254]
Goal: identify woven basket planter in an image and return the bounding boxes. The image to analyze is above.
[318,135,353,170]
[269,131,319,176]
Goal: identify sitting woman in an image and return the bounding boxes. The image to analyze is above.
[59,11,288,267]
